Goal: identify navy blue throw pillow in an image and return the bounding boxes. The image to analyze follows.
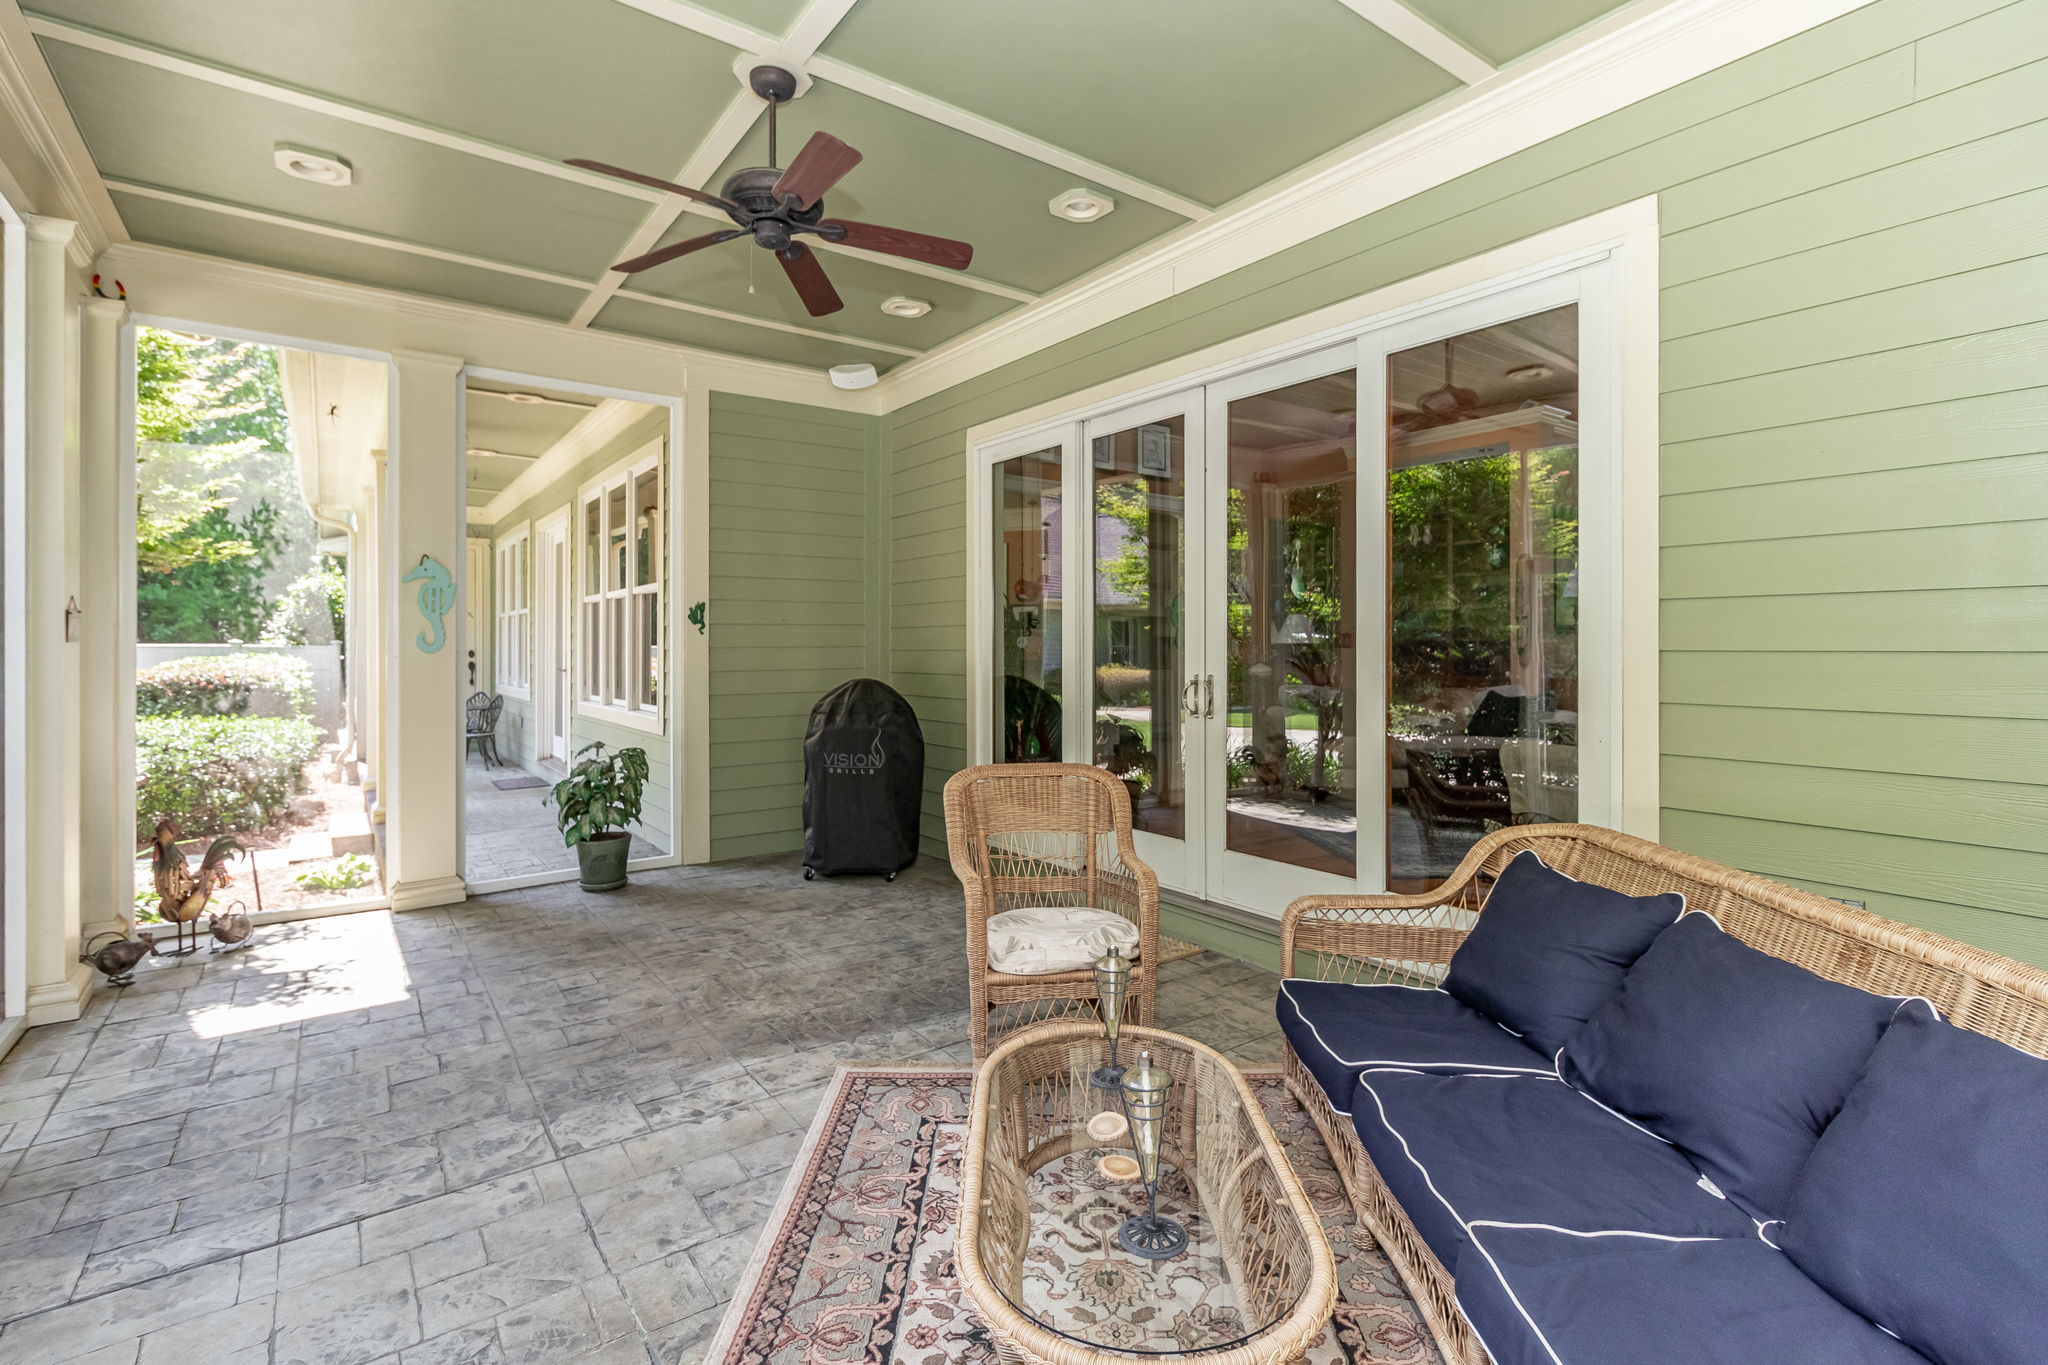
[1779,1001,2048,1365]
[1559,913,1906,1218]
[1442,850,1683,1057]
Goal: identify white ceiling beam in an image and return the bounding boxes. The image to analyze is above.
[804,56,1210,220]
[566,0,861,328]
[599,0,1210,220]
[1329,0,1497,85]
[34,10,1039,311]
[103,179,919,357]
[27,15,670,203]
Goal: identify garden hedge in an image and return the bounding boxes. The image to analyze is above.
[136,652,312,721]
[136,715,319,839]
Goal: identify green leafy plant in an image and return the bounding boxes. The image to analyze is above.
[137,652,313,721]
[550,742,648,847]
[136,715,320,839]
[263,564,347,646]
[294,854,376,892]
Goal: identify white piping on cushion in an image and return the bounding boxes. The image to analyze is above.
[1489,849,1687,920]
[1755,1218,1784,1249]
[1277,980,1557,1076]
[1466,1220,1726,1242]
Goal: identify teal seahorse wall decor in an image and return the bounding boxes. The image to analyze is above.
[400,554,456,654]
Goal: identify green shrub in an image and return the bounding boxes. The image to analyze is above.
[137,652,312,721]
[136,715,319,839]
[294,853,376,892]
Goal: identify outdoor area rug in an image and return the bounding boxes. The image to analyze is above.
[704,1064,1443,1365]
[492,773,551,790]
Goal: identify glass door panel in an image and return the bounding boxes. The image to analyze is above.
[1091,415,1189,843]
[990,448,1064,763]
[1385,304,1581,892]
[1220,370,1359,878]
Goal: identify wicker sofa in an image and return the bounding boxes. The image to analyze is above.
[1278,823,2048,1365]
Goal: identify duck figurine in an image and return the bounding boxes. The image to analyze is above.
[208,909,254,953]
[80,931,158,986]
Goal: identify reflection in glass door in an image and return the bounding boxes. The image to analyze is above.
[990,447,1064,763]
[1088,406,1200,880]
[1385,304,1580,891]
[1216,367,1359,889]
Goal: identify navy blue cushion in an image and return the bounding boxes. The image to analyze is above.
[1276,980,1553,1114]
[1348,1068,1752,1268]
[1778,1001,2048,1365]
[1457,1223,1931,1365]
[1442,849,1684,1056]
[1559,912,1907,1218]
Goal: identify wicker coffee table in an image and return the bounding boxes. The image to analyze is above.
[958,1022,1335,1365]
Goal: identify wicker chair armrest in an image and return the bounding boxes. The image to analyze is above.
[1279,827,1522,978]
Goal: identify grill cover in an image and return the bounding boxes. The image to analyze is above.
[802,678,924,877]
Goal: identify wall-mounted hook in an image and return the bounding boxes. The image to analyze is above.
[63,596,81,642]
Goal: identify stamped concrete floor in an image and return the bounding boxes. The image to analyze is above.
[0,855,1284,1365]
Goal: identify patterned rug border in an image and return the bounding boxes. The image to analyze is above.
[705,1061,1292,1365]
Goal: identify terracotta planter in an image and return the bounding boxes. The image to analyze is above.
[574,831,631,892]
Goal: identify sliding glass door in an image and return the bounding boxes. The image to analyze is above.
[974,265,1612,917]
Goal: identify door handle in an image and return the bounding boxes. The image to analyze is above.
[1181,677,1200,717]
[1204,674,1216,719]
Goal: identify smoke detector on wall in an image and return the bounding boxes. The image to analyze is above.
[829,363,879,390]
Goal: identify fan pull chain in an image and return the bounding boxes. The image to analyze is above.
[748,249,756,296]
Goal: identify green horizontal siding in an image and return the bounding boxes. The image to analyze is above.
[882,0,2048,965]
[707,392,882,859]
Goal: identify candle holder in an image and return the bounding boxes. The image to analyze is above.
[1089,945,1130,1091]
[1115,1049,1187,1260]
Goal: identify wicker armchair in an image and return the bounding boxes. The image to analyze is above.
[943,763,1161,1059]
[1279,822,2048,1365]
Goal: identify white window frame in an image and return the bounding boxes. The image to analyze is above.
[493,521,532,698]
[963,201,1661,910]
[576,440,663,734]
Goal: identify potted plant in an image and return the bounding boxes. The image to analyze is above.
[551,741,648,891]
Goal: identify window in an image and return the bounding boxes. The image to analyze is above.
[493,524,531,696]
[578,444,663,726]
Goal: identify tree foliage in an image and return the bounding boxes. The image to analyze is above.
[134,328,322,643]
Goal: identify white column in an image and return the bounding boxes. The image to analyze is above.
[78,295,129,943]
[383,353,465,911]
[22,216,87,1024]
[364,451,386,822]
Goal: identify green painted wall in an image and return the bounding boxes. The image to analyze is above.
[883,0,2048,966]
[483,408,674,847]
[707,393,886,859]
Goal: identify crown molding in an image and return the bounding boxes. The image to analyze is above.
[0,2,123,266]
[95,240,884,413]
[865,0,1876,413]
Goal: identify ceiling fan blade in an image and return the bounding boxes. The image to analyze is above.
[777,243,843,317]
[611,230,744,274]
[566,158,738,212]
[772,131,863,210]
[820,219,973,271]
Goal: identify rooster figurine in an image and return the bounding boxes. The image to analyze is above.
[149,820,245,958]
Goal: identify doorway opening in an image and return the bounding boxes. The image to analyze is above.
[131,327,382,924]
[461,375,670,887]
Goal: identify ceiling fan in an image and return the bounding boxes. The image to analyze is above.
[568,66,974,318]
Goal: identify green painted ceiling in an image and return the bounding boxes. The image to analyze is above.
[29,0,1645,375]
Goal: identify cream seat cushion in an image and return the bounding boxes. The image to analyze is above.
[985,906,1140,975]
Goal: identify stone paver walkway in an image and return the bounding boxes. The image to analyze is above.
[0,854,1283,1365]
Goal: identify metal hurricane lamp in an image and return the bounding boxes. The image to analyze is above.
[1116,1049,1188,1259]
[1090,945,1131,1090]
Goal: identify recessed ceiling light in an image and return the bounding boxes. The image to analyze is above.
[829,363,879,390]
[1506,363,1555,383]
[1049,188,1115,222]
[274,143,352,186]
[502,391,547,405]
[880,296,931,319]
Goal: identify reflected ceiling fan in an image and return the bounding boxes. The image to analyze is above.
[568,65,975,318]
